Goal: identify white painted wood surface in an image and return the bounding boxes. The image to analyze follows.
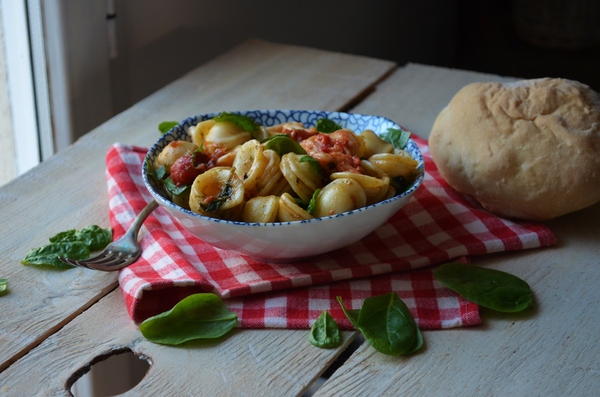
[1,289,357,396]
[315,64,600,396]
[1,40,598,396]
[0,39,391,394]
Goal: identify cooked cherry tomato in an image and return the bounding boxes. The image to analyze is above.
[170,149,226,186]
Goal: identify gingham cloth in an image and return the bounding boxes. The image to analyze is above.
[109,137,556,329]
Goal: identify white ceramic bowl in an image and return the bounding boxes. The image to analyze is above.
[143,110,424,262]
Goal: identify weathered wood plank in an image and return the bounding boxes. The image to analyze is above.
[315,63,600,396]
[0,39,394,373]
[0,290,357,396]
[353,63,517,139]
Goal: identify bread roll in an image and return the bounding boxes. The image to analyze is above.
[429,78,600,221]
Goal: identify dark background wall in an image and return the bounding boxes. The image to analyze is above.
[455,0,600,91]
[110,0,600,117]
[57,0,600,142]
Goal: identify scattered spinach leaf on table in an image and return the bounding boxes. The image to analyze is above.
[140,293,238,345]
[49,225,112,251]
[0,278,8,294]
[22,242,90,269]
[21,225,112,269]
[434,263,533,313]
[337,292,423,356]
[308,311,342,348]
[336,297,360,327]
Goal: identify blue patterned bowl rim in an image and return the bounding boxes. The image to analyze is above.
[143,109,425,227]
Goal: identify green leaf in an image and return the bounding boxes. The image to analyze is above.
[434,263,533,313]
[213,112,259,133]
[306,188,321,215]
[336,296,360,327]
[263,134,307,157]
[158,121,178,134]
[200,178,233,213]
[380,127,411,149]
[338,293,423,356]
[140,293,238,345]
[50,225,112,251]
[21,242,90,269]
[308,311,342,348]
[164,176,189,196]
[300,155,323,178]
[0,278,7,294]
[154,165,167,180]
[316,118,342,133]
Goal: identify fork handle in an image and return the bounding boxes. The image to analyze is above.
[126,200,159,236]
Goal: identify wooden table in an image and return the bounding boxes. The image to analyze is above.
[1,39,598,396]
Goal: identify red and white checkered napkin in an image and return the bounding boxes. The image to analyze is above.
[108,137,556,330]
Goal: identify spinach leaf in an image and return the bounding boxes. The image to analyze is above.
[154,164,167,180]
[263,135,307,157]
[306,189,321,215]
[380,127,411,149]
[213,112,259,133]
[50,225,112,251]
[145,161,172,199]
[163,176,189,197]
[300,155,323,178]
[22,225,112,269]
[434,263,533,312]
[21,241,90,269]
[338,293,423,356]
[336,296,360,327]
[200,178,233,212]
[0,278,7,294]
[308,311,342,348]
[316,118,342,133]
[140,293,238,345]
[158,121,178,134]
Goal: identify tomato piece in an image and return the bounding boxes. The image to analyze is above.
[170,149,228,187]
[284,128,319,142]
[300,130,364,175]
[170,153,206,186]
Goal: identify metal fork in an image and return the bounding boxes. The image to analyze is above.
[60,200,159,271]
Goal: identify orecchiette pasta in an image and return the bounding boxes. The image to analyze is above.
[254,149,291,197]
[153,141,197,172]
[278,193,312,222]
[232,139,269,197]
[189,167,245,220]
[150,112,419,223]
[330,171,389,205]
[280,152,323,202]
[203,121,252,152]
[313,178,367,218]
[360,129,393,158]
[188,119,216,147]
[242,196,279,223]
[368,152,419,179]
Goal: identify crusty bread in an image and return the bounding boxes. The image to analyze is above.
[429,78,600,221]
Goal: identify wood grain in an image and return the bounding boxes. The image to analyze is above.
[0,290,357,396]
[0,38,394,375]
[2,42,598,397]
[316,63,600,396]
